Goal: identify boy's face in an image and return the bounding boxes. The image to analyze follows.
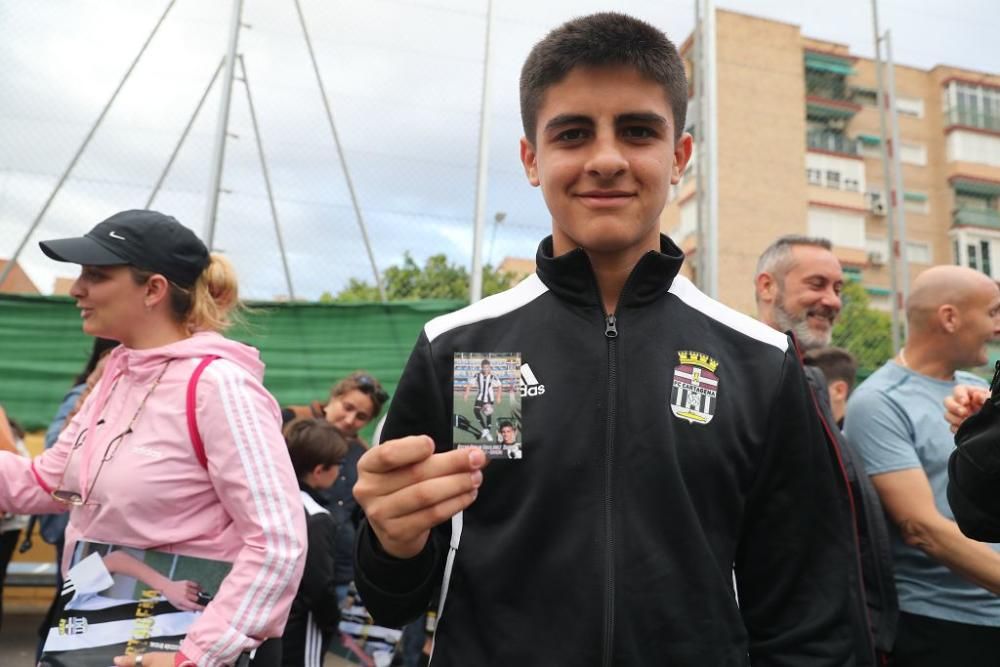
[520,65,692,258]
[500,425,517,444]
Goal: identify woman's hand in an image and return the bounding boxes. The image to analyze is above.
[113,652,176,667]
[161,579,206,612]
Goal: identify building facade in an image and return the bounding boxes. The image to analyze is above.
[663,9,1000,315]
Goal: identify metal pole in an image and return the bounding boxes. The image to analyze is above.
[293,0,386,302]
[694,0,707,291]
[885,31,909,337]
[146,57,225,208]
[238,55,296,301]
[704,0,719,298]
[871,0,900,353]
[470,0,493,304]
[0,0,177,287]
[203,0,244,250]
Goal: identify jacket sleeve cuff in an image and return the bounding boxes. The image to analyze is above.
[356,521,437,595]
[174,651,195,667]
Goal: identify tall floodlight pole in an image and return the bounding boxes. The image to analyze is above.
[703,0,719,298]
[147,58,225,208]
[294,0,386,302]
[238,55,296,301]
[871,0,901,352]
[694,0,707,290]
[885,32,910,321]
[0,0,177,287]
[203,0,244,250]
[470,0,494,304]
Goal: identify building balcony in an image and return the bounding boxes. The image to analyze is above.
[953,207,1000,230]
[947,108,1000,133]
[807,130,859,156]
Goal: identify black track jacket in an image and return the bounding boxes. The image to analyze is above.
[356,236,854,666]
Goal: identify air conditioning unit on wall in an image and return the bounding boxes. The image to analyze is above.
[870,200,888,217]
[868,250,887,266]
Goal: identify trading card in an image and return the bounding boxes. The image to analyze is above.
[453,352,522,459]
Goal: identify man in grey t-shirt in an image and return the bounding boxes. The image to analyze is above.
[846,265,1000,666]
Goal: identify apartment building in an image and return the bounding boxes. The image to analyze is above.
[663,9,1000,315]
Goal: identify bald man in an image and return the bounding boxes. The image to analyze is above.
[845,265,1000,666]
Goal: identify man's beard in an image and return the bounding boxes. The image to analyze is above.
[772,296,835,351]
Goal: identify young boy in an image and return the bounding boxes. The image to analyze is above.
[281,419,349,667]
[352,12,853,665]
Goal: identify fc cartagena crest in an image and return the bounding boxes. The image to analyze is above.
[670,350,720,425]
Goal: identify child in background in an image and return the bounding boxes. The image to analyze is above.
[282,419,349,667]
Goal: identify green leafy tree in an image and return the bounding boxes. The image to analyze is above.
[831,280,893,376]
[322,253,516,302]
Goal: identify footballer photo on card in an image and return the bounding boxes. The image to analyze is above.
[453,352,522,459]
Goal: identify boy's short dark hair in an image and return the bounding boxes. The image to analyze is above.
[803,347,859,391]
[519,12,688,144]
[285,418,349,481]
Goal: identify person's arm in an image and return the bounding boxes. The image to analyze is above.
[354,332,483,628]
[872,468,1000,592]
[735,349,853,666]
[102,550,205,612]
[0,385,102,516]
[175,361,307,667]
[298,513,341,632]
[0,404,16,454]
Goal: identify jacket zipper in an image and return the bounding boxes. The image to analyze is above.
[603,312,618,667]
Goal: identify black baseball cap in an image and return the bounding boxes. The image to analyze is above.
[39,210,210,288]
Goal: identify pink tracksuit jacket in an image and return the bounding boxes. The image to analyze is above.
[0,332,307,666]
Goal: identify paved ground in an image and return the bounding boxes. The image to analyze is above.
[0,611,46,666]
[0,611,357,666]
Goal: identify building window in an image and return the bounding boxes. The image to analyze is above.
[861,142,882,159]
[957,192,992,210]
[896,96,925,118]
[900,142,927,166]
[807,168,822,185]
[852,88,878,106]
[843,266,862,282]
[906,242,932,264]
[809,208,865,249]
[904,191,929,214]
[844,178,860,192]
[969,243,979,271]
[954,239,960,265]
[983,240,993,276]
[945,81,1000,132]
[826,170,841,189]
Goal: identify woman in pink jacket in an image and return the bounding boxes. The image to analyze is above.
[0,210,306,667]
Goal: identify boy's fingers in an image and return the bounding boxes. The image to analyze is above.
[372,471,483,519]
[356,448,486,499]
[375,490,481,555]
[359,436,435,473]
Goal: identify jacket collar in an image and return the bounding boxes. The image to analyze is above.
[534,234,685,310]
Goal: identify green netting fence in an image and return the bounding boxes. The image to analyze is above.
[0,295,463,433]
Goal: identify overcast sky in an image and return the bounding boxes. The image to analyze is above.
[1,0,997,300]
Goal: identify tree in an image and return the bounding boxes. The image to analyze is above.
[321,253,517,302]
[831,280,893,376]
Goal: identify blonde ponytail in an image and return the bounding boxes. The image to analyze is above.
[186,253,244,333]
